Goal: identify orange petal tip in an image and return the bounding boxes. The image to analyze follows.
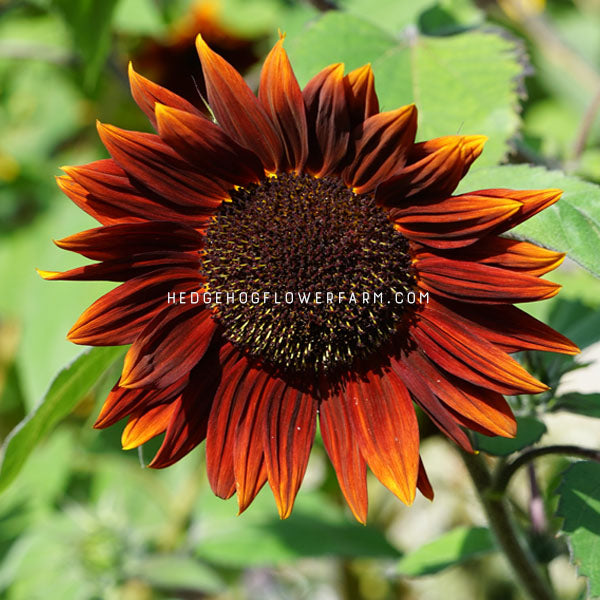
[36,268,59,280]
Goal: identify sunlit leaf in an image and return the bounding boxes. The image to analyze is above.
[556,461,600,597]
[373,31,523,166]
[0,347,125,495]
[397,527,496,576]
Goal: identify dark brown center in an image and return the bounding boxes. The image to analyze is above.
[202,172,415,376]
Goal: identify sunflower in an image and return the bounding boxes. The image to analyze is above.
[41,35,578,523]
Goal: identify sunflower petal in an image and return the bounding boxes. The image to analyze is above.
[234,369,272,513]
[97,122,226,207]
[206,352,251,499]
[414,307,548,395]
[259,37,308,172]
[122,403,176,450]
[345,105,417,193]
[416,253,561,303]
[68,267,201,345]
[94,376,188,429]
[128,62,206,129]
[390,193,522,249]
[154,103,264,185]
[346,368,419,505]
[391,355,473,451]
[377,135,487,206]
[263,385,318,519]
[303,63,351,176]
[417,459,434,500]
[149,345,223,468]
[345,64,379,126]
[62,160,214,227]
[53,221,204,261]
[195,34,283,172]
[319,390,368,524]
[400,346,516,438]
[38,251,200,282]
[121,304,217,389]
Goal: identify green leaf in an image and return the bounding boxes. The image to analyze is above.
[128,556,224,594]
[51,0,120,90]
[556,461,600,597]
[458,165,600,278]
[475,416,546,456]
[339,0,483,36]
[0,346,125,495]
[397,527,496,576]
[372,31,523,166]
[552,393,600,419]
[287,12,396,87]
[194,488,399,566]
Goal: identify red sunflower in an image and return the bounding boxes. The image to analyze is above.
[41,35,578,523]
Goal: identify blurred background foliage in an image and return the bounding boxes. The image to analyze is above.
[0,0,600,598]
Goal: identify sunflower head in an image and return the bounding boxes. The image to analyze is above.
[42,33,578,523]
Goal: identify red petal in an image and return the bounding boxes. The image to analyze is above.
[97,122,226,208]
[259,37,308,172]
[319,390,368,523]
[233,369,272,513]
[128,62,206,129]
[473,188,562,231]
[457,237,565,276]
[346,368,419,505]
[417,459,434,501]
[121,304,217,389]
[38,251,200,282]
[53,221,204,261]
[438,300,578,355]
[416,253,561,303]
[62,160,214,228]
[303,63,351,176]
[149,342,224,468]
[205,352,251,499]
[263,385,318,519]
[344,105,417,194]
[413,306,548,395]
[94,376,188,429]
[377,135,487,206]
[68,267,201,345]
[195,34,283,172]
[390,193,522,249]
[345,64,379,126]
[399,345,516,438]
[121,402,176,449]
[154,103,264,186]
[390,355,473,451]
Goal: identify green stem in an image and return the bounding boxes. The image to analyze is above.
[494,445,600,495]
[461,452,555,600]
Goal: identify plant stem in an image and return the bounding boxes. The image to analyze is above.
[461,451,555,600]
[494,445,600,495]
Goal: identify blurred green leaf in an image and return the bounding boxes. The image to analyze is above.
[340,0,483,36]
[556,461,600,597]
[287,12,396,87]
[397,526,496,576]
[0,347,125,495]
[458,165,600,278]
[128,555,224,595]
[475,416,546,456]
[51,0,120,90]
[552,393,600,419]
[194,489,399,566]
[372,31,523,166]
[113,0,166,35]
[288,16,522,167]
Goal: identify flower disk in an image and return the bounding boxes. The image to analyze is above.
[203,172,414,376]
[42,34,579,523]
